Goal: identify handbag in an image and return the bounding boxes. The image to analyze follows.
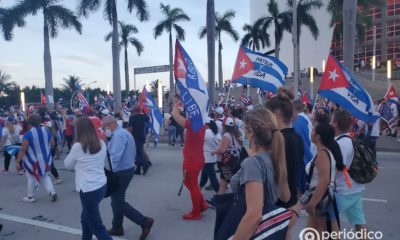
[104,150,120,198]
[220,135,241,181]
[299,149,334,210]
[214,156,292,240]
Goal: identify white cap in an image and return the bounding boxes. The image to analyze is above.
[205,117,212,124]
[101,109,110,116]
[215,107,224,115]
[223,117,235,127]
[45,121,52,128]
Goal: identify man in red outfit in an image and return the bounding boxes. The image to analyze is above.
[171,96,208,220]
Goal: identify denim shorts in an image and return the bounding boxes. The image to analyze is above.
[336,192,366,225]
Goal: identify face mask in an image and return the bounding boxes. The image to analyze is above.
[105,128,112,137]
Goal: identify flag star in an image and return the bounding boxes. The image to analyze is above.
[240,59,247,69]
[177,58,186,72]
[329,69,339,82]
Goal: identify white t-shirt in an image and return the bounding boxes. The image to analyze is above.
[64,141,107,193]
[335,134,365,195]
[2,125,22,146]
[203,129,221,163]
[370,118,380,137]
[215,119,223,134]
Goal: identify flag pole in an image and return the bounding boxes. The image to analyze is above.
[311,94,319,115]
[225,83,231,106]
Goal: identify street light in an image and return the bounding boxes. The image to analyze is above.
[322,60,326,73]
[20,92,26,112]
[387,60,392,89]
[310,66,314,100]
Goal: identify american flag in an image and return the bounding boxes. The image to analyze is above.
[77,92,89,108]
[379,101,396,130]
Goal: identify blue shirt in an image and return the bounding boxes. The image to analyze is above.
[108,127,136,172]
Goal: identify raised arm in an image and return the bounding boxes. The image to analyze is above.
[171,95,186,128]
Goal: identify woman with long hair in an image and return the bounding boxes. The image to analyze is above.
[64,117,112,240]
[305,121,344,234]
[1,116,22,174]
[212,117,242,194]
[218,107,289,239]
[264,88,304,240]
[199,118,221,192]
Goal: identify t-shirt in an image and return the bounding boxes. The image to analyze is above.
[2,125,22,146]
[183,120,205,162]
[277,128,304,208]
[128,113,150,144]
[335,134,365,195]
[230,152,278,204]
[204,129,220,163]
[64,117,74,136]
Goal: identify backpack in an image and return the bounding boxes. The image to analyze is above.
[337,135,378,184]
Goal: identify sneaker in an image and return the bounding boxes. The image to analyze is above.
[50,193,58,202]
[55,178,62,185]
[18,170,24,175]
[22,196,36,203]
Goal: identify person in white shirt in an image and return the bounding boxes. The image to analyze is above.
[199,118,221,192]
[1,116,22,174]
[359,117,380,159]
[332,110,368,234]
[64,117,112,240]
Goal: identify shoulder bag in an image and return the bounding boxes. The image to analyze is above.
[104,150,120,198]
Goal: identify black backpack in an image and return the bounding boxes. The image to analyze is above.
[337,135,378,184]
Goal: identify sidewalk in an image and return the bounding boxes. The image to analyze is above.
[376,135,400,153]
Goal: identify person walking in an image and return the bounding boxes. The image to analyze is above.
[171,96,208,220]
[16,113,58,203]
[168,115,177,146]
[64,109,74,151]
[102,116,154,239]
[199,118,220,192]
[332,110,369,235]
[64,117,112,240]
[127,107,151,175]
[1,116,22,174]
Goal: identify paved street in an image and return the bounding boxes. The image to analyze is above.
[0,144,399,240]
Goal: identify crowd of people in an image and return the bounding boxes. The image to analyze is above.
[0,85,390,239]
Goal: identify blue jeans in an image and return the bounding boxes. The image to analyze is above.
[111,168,146,228]
[79,184,112,240]
[168,125,176,145]
[135,141,149,171]
[199,162,220,192]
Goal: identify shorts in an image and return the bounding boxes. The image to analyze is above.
[336,192,366,225]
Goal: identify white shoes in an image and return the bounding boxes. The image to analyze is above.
[55,178,62,185]
[22,196,36,203]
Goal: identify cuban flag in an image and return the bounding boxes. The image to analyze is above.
[318,54,380,123]
[231,46,288,93]
[384,84,399,104]
[122,104,131,117]
[4,145,20,156]
[22,126,53,183]
[302,91,312,105]
[240,95,251,106]
[174,40,209,132]
[138,87,163,146]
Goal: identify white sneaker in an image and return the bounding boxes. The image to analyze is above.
[22,196,36,203]
[55,178,62,185]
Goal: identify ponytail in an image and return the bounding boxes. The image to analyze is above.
[271,130,290,202]
[315,122,345,171]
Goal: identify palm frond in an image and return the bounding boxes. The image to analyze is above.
[104,31,112,41]
[77,0,101,18]
[154,21,166,38]
[129,37,144,56]
[173,24,185,41]
[198,26,207,39]
[127,0,149,21]
[46,5,82,35]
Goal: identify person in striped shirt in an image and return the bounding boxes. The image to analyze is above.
[16,113,58,203]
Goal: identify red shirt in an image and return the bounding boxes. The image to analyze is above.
[64,118,74,136]
[183,120,205,163]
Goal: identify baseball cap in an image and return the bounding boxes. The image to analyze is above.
[205,117,212,124]
[215,107,224,115]
[223,117,235,127]
[6,116,14,122]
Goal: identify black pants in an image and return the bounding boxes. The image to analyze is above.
[199,162,220,192]
[135,141,150,171]
[65,135,73,150]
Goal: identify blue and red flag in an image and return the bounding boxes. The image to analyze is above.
[302,91,312,105]
[318,54,379,123]
[138,87,163,146]
[231,46,288,93]
[174,40,209,132]
[77,91,89,109]
[384,84,398,104]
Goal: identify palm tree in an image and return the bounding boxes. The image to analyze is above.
[241,21,270,51]
[199,10,239,91]
[0,5,26,40]
[287,0,323,83]
[60,75,84,93]
[6,0,81,109]
[105,21,143,93]
[0,70,17,95]
[154,3,190,98]
[78,0,149,113]
[206,0,216,106]
[256,0,291,59]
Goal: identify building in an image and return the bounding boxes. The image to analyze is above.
[331,0,400,67]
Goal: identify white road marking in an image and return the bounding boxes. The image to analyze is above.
[0,213,127,240]
[362,198,388,203]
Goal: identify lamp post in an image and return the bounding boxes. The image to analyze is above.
[387,60,392,89]
[372,25,376,82]
[20,92,26,112]
[322,60,326,73]
[310,66,314,100]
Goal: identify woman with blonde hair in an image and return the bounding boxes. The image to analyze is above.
[64,117,112,240]
[1,116,22,174]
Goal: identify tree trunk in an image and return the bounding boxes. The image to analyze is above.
[43,14,54,110]
[207,0,215,106]
[275,32,280,59]
[124,45,130,93]
[218,39,223,91]
[292,0,299,99]
[169,32,174,100]
[343,0,357,73]
[111,0,122,113]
